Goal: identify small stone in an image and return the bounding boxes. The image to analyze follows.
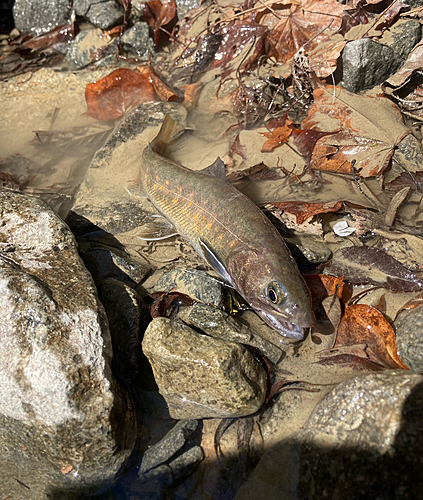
[66,28,113,70]
[175,0,200,19]
[139,420,198,474]
[87,0,124,30]
[178,303,283,363]
[142,317,267,419]
[394,306,423,372]
[154,268,228,310]
[121,22,155,61]
[13,0,71,34]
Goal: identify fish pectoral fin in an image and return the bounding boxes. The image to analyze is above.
[126,180,148,199]
[136,217,178,241]
[199,238,234,285]
[200,157,227,181]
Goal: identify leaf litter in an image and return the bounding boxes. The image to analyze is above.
[4,0,423,409]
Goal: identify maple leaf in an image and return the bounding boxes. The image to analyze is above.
[259,0,346,63]
[300,84,411,177]
[261,122,293,152]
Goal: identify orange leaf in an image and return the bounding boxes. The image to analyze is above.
[261,123,293,152]
[335,304,408,370]
[136,65,178,102]
[305,274,344,304]
[181,82,203,110]
[272,200,343,224]
[84,68,157,121]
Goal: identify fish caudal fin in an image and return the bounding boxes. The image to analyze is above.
[150,115,185,156]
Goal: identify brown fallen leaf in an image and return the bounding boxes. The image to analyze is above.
[137,65,178,102]
[305,274,344,303]
[327,246,423,292]
[84,68,157,121]
[308,38,347,78]
[209,20,269,71]
[300,84,411,177]
[260,0,346,64]
[181,82,203,109]
[261,122,293,152]
[150,291,194,318]
[314,344,387,371]
[226,162,278,182]
[143,0,177,46]
[271,200,343,224]
[334,304,407,369]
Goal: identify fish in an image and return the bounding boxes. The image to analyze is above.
[130,115,314,340]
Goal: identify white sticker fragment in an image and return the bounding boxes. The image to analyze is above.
[333,220,356,237]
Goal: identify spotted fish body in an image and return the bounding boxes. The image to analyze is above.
[140,116,314,339]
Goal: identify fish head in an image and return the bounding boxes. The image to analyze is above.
[229,247,314,340]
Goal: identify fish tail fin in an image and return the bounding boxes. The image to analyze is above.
[150,114,185,156]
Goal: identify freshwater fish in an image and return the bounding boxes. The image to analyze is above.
[132,115,314,340]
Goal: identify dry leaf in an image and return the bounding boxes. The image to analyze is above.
[260,0,345,63]
[137,65,178,101]
[143,0,177,46]
[272,200,343,224]
[84,68,157,121]
[261,122,293,152]
[300,84,411,177]
[327,246,423,292]
[181,82,203,109]
[334,304,408,369]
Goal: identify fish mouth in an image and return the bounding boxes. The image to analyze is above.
[258,310,307,340]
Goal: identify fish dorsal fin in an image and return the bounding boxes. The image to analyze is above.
[200,157,227,181]
[199,238,234,285]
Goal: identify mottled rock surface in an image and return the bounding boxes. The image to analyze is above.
[13,0,71,34]
[236,371,423,500]
[395,306,423,372]
[121,22,155,60]
[154,267,228,309]
[142,317,267,419]
[67,28,113,70]
[0,192,136,499]
[342,19,421,93]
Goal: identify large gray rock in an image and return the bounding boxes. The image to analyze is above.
[236,371,423,500]
[67,28,113,70]
[13,0,71,34]
[394,306,423,372]
[0,192,136,499]
[142,317,267,419]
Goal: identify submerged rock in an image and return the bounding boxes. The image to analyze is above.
[142,317,267,419]
[341,19,421,93]
[67,28,114,70]
[178,303,283,364]
[0,192,136,499]
[153,267,228,310]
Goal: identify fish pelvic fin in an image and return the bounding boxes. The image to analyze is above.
[199,238,234,285]
[150,115,185,156]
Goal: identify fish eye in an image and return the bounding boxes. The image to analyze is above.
[267,282,287,305]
